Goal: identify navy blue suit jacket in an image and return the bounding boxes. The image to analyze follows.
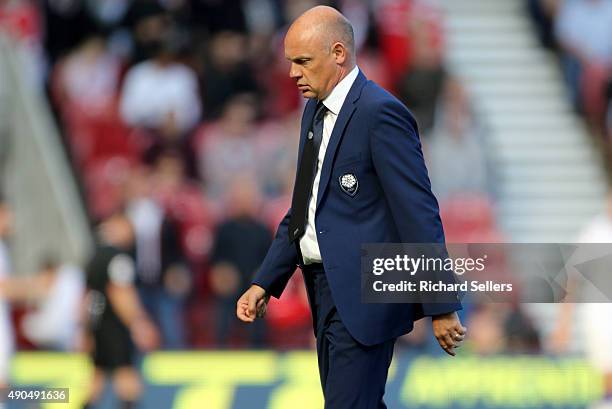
[253,71,461,346]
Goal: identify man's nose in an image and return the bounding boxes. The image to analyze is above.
[289,63,301,79]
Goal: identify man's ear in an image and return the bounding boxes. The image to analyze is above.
[332,42,347,65]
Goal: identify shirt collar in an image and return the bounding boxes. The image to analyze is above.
[321,66,359,115]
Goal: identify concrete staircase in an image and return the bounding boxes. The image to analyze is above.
[440,0,607,242]
[0,35,92,272]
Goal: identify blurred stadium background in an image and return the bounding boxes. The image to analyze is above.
[1,0,612,408]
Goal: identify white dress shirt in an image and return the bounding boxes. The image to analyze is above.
[300,66,360,264]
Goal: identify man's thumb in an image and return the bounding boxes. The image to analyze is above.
[248,292,258,316]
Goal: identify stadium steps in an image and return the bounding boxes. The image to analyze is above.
[0,35,92,272]
[440,0,607,243]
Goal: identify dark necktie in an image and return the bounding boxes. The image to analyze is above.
[288,102,328,242]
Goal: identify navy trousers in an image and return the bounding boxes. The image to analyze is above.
[303,264,396,409]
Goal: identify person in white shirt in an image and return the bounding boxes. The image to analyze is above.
[119,32,201,140]
[555,0,612,130]
[549,191,612,409]
[0,201,15,388]
[576,193,612,409]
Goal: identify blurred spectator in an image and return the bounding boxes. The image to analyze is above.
[1,258,84,351]
[195,93,260,199]
[52,35,122,121]
[119,28,201,149]
[464,304,505,355]
[0,200,14,388]
[22,260,83,351]
[263,170,298,232]
[262,112,301,226]
[50,34,143,179]
[83,212,159,409]
[85,0,129,31]
[254,37,302,118]
[265,272,312,349]
[338,0,371,53]
[535,190,612,409]
[150,150,216,265]
[43,0,95,63]
[195,98,297,202]
[527,0,560,49]
[375,0,415,88]
[42,0,130,63]
[555,0,612,131]
[122,1,171,63]
[375,0,444,92]
[243,0,282,37]
[551,190,612,409]
[356,47,392,92]
[503,306,541,354]
[191,0,247,34]
[209,176,272,347]
[255,111,301,197]
[258,161,313,349]
[125,166,190,349]
[396,5,446,135]
[201,31,259,120]
[556,0,612,66]
[84,156,138,220]
[425,80,489,202]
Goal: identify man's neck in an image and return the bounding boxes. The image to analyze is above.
[337,64,356,83]
[320,64,356,101]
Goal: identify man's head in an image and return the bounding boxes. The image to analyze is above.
[225,173,262,218]
[284,6,356,100]
[98,213,135,249]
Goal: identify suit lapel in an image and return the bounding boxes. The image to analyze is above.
[316,71,367,209]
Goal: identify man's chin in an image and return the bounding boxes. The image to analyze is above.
[300,90,316,99]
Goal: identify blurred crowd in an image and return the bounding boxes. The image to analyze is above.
[0,0,557,359]
[528,0,612,143]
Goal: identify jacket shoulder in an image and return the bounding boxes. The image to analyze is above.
[360,80,418,127]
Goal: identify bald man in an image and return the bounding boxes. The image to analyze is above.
[237,6,466,408]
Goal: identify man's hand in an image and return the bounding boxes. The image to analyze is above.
[432,311,466,356]
[236,285,269,323]
[130,318,160,352]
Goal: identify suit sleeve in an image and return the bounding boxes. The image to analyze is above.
[251,208,298,298]
[370,99,462,316]
[251,100,316,298]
